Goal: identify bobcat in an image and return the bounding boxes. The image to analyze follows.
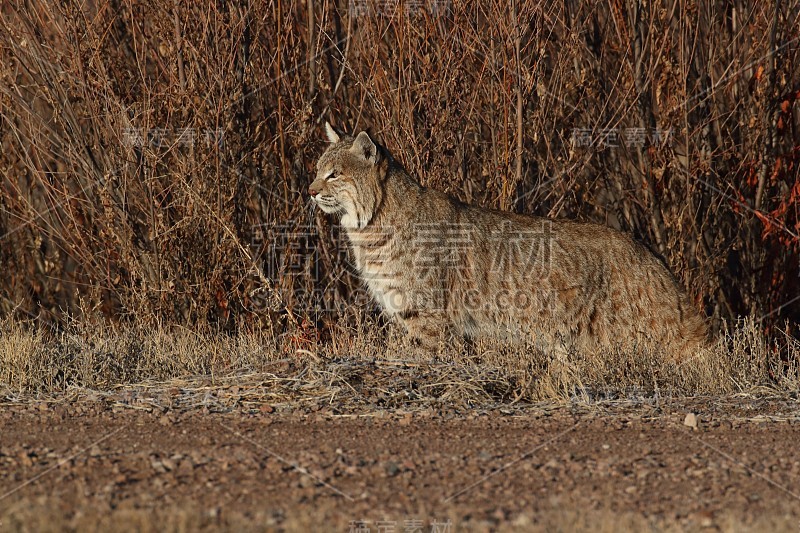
[310,123,708,360]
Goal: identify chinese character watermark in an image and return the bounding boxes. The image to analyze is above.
[348,0,451,17]
[123,127,225,149]
[489,219,552,278]
[247,220,560,314]
[570,127,672,149]
[347,518,453,533]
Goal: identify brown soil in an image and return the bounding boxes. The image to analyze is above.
[1,399,799,532]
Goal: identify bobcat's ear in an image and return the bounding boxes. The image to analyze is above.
[324,121,340,144]
[350,131,378,164]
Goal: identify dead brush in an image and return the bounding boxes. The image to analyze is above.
[0,0,798,396]
[1,0,798,333]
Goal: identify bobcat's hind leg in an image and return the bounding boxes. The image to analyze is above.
[397,309,450,355]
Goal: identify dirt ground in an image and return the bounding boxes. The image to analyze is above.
[1,398,799,532]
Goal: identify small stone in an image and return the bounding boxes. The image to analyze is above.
[150,457,167,473]
[544,458,559,469]
[684,413,698,429]
[512,514,532,528]
[18,451,34,467]
[384,461,400,477]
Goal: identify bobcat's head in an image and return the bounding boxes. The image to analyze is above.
[310,123,385,230]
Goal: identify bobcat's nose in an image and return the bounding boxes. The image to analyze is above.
[308,185,319,197]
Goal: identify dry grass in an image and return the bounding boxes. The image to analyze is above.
[1,317,797,405]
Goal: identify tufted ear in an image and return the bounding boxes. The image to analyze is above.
[324,121,340,143]
[349,131,378,164]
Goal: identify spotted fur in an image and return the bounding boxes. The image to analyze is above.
[310,124,708,359]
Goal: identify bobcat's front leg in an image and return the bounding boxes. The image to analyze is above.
[397,309,448,353]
